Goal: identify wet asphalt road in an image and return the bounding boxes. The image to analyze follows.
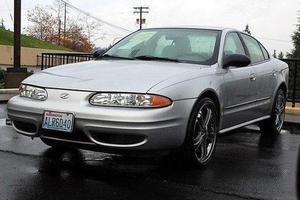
[0,104,299,200]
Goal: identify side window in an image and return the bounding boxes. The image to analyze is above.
[223,32,246,56]
[260,44,270,60]
[241,34,265,63]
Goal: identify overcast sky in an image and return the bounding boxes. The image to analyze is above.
[0,0,299,54]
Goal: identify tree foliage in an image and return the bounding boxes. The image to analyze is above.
[273,50,277,58]
[62,21,95,52]
[288,11,300,58]
[288,25,300,58]
[278,51,284,59]
[26,5,95,52]
[243,24,251,35]
[0,18,5,29]
[26,6,57,42]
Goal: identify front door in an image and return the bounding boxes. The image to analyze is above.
[220,32,258,130]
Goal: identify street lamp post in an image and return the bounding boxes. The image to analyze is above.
[7,0,26,73]
[4,0,29,89]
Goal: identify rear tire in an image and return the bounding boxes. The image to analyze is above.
[176,97,218,168]
[259,88,286,136]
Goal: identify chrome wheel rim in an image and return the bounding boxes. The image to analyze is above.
[193,102,217,163]
[274,92,285,132]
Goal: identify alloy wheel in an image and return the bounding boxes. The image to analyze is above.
[193,102,217,163]
[274,91,285,132]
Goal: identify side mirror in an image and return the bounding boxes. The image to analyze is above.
[91,48,105,58]
[223,54,251,68]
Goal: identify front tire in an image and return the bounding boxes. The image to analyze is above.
[179,97,218,168]
[259,88,286,136]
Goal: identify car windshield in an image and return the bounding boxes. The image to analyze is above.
[104,28,221,65]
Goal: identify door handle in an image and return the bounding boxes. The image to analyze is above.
[250,74,256,81]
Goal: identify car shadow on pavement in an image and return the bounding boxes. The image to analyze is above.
[31,126,299,200]
[39,130,285,174]
[38,147,163,182]
[297,146,300,200]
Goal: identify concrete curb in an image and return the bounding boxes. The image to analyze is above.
[284,121,300,127]
[0,88,19,94]
[0,88,18,103]
[285,107,300,115]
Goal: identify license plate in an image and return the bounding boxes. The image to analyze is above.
[42,111,74,133]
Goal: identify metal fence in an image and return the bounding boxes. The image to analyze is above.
[37,53,94,70]
[281,59,300,107]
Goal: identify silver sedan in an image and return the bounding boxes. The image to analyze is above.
[7,27,289,167]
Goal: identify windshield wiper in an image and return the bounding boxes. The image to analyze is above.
[99,54,134,60]
[133,55,180,63]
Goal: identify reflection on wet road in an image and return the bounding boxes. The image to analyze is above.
[0,124,299,200]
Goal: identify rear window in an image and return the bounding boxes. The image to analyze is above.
[260,44,270,60]
[241,34,265,63]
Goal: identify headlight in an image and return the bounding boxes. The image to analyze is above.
[19,84,48,101]
[89,93,172,108]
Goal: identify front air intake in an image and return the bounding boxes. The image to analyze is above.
[13,121,37,133]
[89,131,146,146]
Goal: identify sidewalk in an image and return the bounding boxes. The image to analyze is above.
[285,102,300,115]
[284,101,300,125]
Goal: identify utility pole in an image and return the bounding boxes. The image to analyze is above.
[57,0,61,45]
[133,6,149,30]
[63,2,67,41]
[58,19,61,45]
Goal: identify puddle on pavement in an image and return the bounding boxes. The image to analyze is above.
[0,118,6,127]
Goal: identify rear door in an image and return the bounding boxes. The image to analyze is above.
[240,33,275,117]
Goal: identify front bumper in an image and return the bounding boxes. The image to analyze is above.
[7,89,195,151]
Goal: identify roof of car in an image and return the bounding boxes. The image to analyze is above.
[145,26,238,31]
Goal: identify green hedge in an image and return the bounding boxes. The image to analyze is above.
[0,28,71,51]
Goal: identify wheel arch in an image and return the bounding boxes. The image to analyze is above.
[182,88,222,151]
[278,82,287,97]
[194,89,222,130]
[272,82,288,105]
[269,82,288,115]
[198,89,221,115]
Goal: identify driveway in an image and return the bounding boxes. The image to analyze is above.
[0,103,299,200]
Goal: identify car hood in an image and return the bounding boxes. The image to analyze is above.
[23,60,206,93]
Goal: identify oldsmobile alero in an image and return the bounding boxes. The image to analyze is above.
[7,27,289,167]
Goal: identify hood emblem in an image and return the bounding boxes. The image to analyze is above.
[60,93,70,99]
